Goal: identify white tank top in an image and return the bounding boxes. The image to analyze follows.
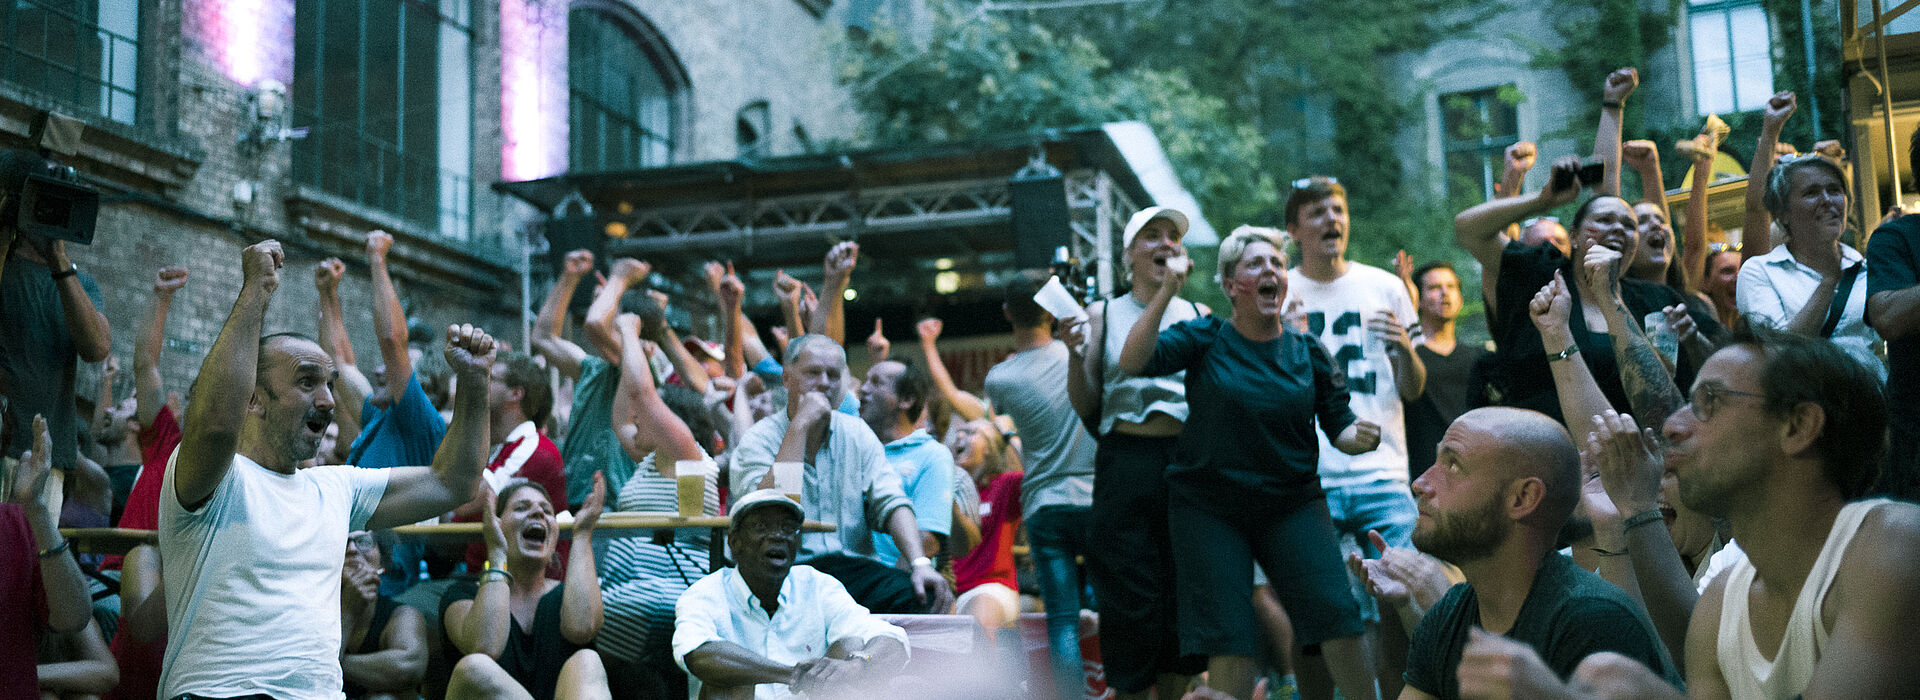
[1716,498,1891,699]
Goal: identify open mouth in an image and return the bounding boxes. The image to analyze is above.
[764,544,792,567]
[305,412,332,434]
[521,522,549,549]
[1256,281,1281,299]
[1153,255,1169,267]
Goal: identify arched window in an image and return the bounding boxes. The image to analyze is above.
[569,6,685,171]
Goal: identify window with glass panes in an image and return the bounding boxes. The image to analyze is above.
[292,0,473,240]
[1689,0,1774,115]
[569,8,681,171]
[0,0,139,124]
[1441,85,1521,205]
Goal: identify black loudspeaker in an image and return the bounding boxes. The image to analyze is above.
[1010,170,1070,270]
[544,214,604,314]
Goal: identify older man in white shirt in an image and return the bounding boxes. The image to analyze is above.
[674,490,909,700]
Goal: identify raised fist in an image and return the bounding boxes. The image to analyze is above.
[242,240,285,291]
[155,265,189,295]
[443,324,497,377]
[824,241,859,282]
[611,258,651,285]
[1601,67,1638,104]
[916,318,943,344]
[563,249,595,277]
[1504,141,1537,174]
[1621,140,1658,172]
[365,230,394,259]
[314,258,345,293]
[1763,91,1796,126]
[717,263,745,309]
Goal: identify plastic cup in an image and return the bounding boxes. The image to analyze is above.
[675,460,713,517]
[772,461,805,503]
[1643,311,1678,366]
[1165,255,1191,274]
[1032,275,1086,322]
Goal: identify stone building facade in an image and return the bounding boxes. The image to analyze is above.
[1,0,866,401]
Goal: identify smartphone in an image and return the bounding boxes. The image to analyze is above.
[1550,160,1607,191]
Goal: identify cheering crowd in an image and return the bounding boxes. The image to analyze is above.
[5,64,1920,700]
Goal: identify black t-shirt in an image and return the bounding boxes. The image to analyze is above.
[345,595,402,698]
[1488,241,1724,423]
[1138,316,1355,504]
[1868,214,1920,412]
[1408,342,1489,480]
[438,579,583,700]
[1403,554,1681,700]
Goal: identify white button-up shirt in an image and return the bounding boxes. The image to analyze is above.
[673,565,909,699]
[1737,243,1886,380]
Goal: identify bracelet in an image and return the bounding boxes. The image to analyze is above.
[1622,509,1664,532]
[1590,546,1630,557]
[1601,99,1623,109]
[1546,346,1579,363]
[50,267,77,281]
[909,556,934,569]
[39,538,71,559]
[481,568,514,584]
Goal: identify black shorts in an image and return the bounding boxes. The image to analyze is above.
[1167,483,1363,657]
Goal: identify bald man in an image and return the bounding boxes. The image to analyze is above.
[1395,408,1678,700]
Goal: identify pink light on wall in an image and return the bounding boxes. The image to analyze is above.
[500,0,567,181]
[186,0,294,87]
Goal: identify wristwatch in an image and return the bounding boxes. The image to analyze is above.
[847,651,875,664]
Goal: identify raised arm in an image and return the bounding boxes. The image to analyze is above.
[364,325,494,530]
[534,249,595,380]
[1582,246,1684,428]
[135,266,186,428]
[1590,412,1696,667]
[1594,68,1639,198]
[1743,92,1796,263]
[774,269,807,343]
[1681,128,1720,297]
[1458,159,1585,318]
[1374,310,1426,402]
[315,258,371,431]
[585,258,651,362]
[560,472,605,646]
[643,291,713,394]
[93,356,119,453]
[445,485,511,658]
[14,415,92,634]
[914,318,986,422]
[707,261,748,378]
[175,241,282,510]
[365,231,410,408]
[1117,263,1190,375]
[1496,142,1538,243]
[612,314,705,473]
[813,242,858,344]
[1061,305,1102,427]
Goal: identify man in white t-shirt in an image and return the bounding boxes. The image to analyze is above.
[159,240,499,700]
[1280,177,1425,696]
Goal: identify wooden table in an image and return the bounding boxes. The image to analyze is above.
[393,513,836,570]
[59,528,157,557]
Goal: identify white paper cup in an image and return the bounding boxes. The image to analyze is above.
[1165,255,1191,274]
[772,461,805,503]
[1033,275,1086,321]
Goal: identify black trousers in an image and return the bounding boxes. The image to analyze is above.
[802,552,926,614]
[1087,432,1207,693]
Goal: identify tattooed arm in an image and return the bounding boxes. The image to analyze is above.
[1581,247,1683,429]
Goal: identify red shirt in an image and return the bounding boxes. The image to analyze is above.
[457,422,569,574]
[100,405,182,571]
[954,471,1023,593]
[1,503,48,696]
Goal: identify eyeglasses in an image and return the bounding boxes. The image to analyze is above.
[741,521,801,539]
[1291,176,1339,190]
[1687,383,1767,422]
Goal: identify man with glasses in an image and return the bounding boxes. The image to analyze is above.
[1511,326,1920,698]
[1281,176,1425,694]
[675,490,910,700]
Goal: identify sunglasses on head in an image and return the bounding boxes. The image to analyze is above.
[1522,216,1561,228]
[1291,176,1339,190]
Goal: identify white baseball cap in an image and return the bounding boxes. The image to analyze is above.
[731,488,805,528]
[1122,206,1192,249]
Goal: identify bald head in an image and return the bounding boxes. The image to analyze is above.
[1456,408,1581,527]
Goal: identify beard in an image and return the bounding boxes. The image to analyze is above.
[1411,494,1508,565]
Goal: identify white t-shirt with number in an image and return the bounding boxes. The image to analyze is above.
[1286,262,1419,487]
[158,449,390,699]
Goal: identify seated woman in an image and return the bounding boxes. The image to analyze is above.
[37,618,118,700]
[439,477,608,700]
[341,530,428,699]
[594,313,722,691]
[1736,153,1884,379]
